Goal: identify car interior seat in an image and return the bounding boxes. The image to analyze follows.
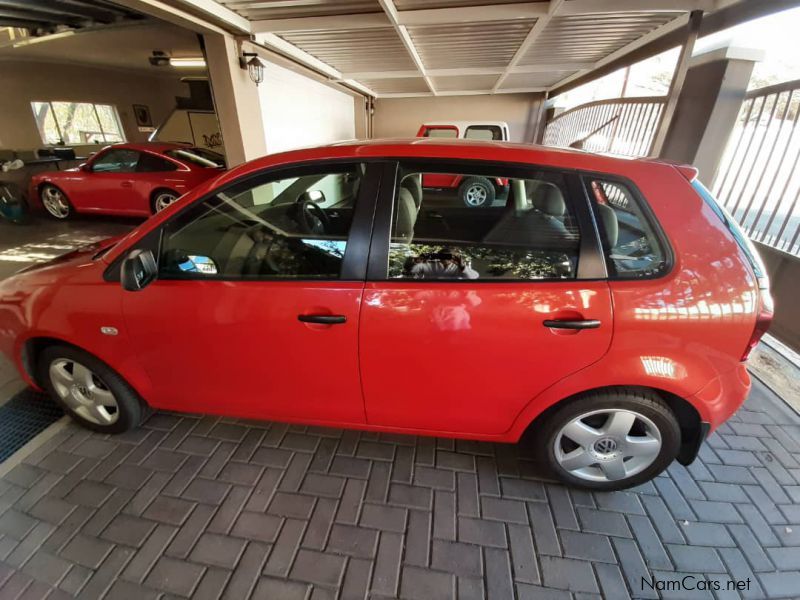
[483,180,571,246]
[595,203,619,249]
[394,174,423,241]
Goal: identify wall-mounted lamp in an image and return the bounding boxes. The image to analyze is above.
[239,52,265,86]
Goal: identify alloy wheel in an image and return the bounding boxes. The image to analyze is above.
[49,359,119,425]
[154,192,178,212]
[41,187,69,218]
[553,408,662,482]
[465,184,488,207]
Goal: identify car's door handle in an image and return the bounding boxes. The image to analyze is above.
[121,181,133,188]
[298,314,347,325]
[543,319,601,330]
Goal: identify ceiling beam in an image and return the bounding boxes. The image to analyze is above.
[341,63,592,80]
[492,0,564,92]
[397,2,547,26]
[377,0,435,95]
[376,86,547,99]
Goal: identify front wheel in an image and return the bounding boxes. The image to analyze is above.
[40,184,72,219]
[38,345,149,433]
[538,390,680,490]
[458,177,495,208]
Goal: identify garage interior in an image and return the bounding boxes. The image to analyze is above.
[2,0,800,599]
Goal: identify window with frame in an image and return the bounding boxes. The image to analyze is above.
[91,149,140,173]
[586,177,668,278]
[137,153,178,173]
[31,101,126,145]
[159,164,365,280]
[389,166,581,280]
[464,125,503,141]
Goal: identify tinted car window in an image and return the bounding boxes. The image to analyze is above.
[159,164,364,279]
[389,167,580,280]
[91,149,139,173]
[165,148,226,168]
[137,153,178,172]
[465,125,503,140]
[586,177,667,278]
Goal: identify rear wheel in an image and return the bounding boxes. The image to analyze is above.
[40,184,72,219]
[538,390,680,490]
[151,189,179,214]
[458,177,495,208]
[38,345,148,433]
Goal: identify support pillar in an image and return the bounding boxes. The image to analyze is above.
[657,44,763,184]
[202,33,267,167]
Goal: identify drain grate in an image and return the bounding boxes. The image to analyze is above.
[0,390,64,463]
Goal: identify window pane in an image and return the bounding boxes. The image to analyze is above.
[31,102,61,144]
[51,102,104,144]
[95,104,125,143]
[423,127,458,138]
[92,149,140,173]
[389,169,580,280]
[137,153,177,172]
[587,178,667,278]
[159,165,364,279]
[465,126,502,140]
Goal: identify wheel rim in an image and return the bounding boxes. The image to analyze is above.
[154,192,178,212]
[49,359,119,425]
[465,184,488,206]
[41,187,69,218]
[553,408,662,482]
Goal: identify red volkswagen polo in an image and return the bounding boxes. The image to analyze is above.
[29,142,225,219]
[0,139,771,490]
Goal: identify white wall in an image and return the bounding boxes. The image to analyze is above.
[259,61,356,154]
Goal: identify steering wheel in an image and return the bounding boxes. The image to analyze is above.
[296,197,331,234]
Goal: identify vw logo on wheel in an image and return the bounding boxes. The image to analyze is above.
[594,438,618,454]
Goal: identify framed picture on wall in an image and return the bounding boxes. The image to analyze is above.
[133,104,152,127]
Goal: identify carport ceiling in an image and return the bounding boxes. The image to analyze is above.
[163,0,735,97]
[0,0,143,35]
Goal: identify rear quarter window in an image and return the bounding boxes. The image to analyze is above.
[586,177,669,279]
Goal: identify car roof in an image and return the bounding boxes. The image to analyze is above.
[212,137,674,189]
[103,142,191,154]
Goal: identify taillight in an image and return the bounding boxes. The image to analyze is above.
[742,285,773,361]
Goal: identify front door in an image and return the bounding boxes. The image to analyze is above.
[360,161,614,436]
[82,148,142,213]
[121,162,378,425]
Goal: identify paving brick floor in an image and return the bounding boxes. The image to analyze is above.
[0,379,799,599]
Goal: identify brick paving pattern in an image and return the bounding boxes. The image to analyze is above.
[0,378,798,599]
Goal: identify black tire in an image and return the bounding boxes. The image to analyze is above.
[39,184,73,220]
[150,188,179,214]
[37,344,149,434]
[537,389,681,491]
[458,176,495,208]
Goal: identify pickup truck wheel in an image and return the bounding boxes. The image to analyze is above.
[459,177,495,208]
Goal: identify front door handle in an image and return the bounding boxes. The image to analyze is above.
[543,319,601,330]
[298,314,347,325]
[121,181,133,188]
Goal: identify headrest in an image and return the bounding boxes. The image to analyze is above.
[596,203,619,248]
[531,183,566,216]
[400,174,423,209]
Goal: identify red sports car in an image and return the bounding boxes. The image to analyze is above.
[1,139,771,490]
[29,142,225,219]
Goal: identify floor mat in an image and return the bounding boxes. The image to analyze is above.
[0,390,63,463]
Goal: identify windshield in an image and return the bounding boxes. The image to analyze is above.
[165,148,226,168]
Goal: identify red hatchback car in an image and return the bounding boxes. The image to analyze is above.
[0,139,771,490]
[29,142,225,219]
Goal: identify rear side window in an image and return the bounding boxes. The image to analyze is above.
[388,166,581,280]
[137,153,178,172]
[422,127,458,138]
[586,178,668,279]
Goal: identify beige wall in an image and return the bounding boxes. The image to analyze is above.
[0,60,188,152]
[373,93,546,143]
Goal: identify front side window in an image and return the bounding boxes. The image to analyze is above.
[586,177,667,278]
[91,149,140,173]
[159,164,364,279]
[31,101,125,145]
[388,166,581,280]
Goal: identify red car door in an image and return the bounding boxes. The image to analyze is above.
[81,148,143,214]
[120,162,378,425]
[359,162,614,436]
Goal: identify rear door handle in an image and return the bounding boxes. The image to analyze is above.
[543,319,601,330]
[298,314,347,325]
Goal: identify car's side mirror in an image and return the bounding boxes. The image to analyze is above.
[121,249,157,291]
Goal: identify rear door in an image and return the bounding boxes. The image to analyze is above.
[359,161,613,436]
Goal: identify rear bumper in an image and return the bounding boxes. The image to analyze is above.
[690,362,751,430]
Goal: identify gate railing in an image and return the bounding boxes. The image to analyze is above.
[713,79,800,256]
[543,96,665,157]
